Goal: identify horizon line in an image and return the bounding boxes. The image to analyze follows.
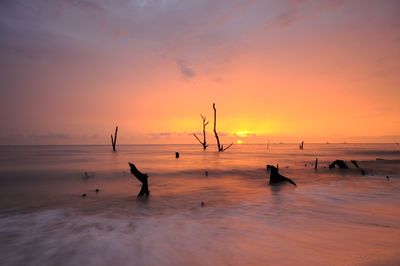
[0,142,399,147]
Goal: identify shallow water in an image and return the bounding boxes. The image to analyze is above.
[0,144,400,265]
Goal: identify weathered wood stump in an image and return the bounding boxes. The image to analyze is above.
[128,162,150,198]
[266,165,297,186]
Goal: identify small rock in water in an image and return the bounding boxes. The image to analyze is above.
[386,176,390,180]
[95,189,100,193]
[361,169,366,176]
[81,193,86,198]
[201,202,205,207]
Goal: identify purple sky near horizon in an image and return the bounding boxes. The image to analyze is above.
[0,0,399,144]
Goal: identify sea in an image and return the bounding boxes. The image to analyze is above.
[0,143,399,266]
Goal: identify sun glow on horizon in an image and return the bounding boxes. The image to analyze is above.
[234,130,253,138]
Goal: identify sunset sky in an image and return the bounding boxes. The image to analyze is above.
[0,0,399,144]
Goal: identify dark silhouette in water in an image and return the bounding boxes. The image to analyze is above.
[111,126,118,152]
[213,103,233,152]
[128,162,150,198]
[193,114,209,150]
[81,193,86,198]
[266,165,297,186]
[351,160,366,175]
[299,141,304,150]
[175,152,179,159]
[329,160,349,169]
[351,160,360,168]
[330,159,366,175]
[315,158,318,170]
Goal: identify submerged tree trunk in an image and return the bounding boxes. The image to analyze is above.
[128,162,150,198]
[111,126,118,151]
[213,103,233,152]
[193,114,209,150]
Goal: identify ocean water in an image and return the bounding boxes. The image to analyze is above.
[0,143,399,266]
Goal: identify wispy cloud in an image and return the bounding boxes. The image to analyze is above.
[147,132,193,138]
[176,59,196,79]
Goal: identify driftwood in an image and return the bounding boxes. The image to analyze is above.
[329,160,349,169]
[193,114,209,150]
[111,126,118,151]
[266,165,297,186]
[329,159,367,175]
[213,103,233,152]
[351,160,366,175]
[351,160,360,168]
[128,162,150,198]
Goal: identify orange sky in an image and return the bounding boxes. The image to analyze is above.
[0,0,399,144]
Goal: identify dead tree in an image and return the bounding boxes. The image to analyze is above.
[193,114,209,150]
[111,126,118,151]
[128,162,149,198]
[213,103,233,152]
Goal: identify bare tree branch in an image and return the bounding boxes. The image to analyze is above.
[193,133,203,145]
[193,113,209,150]
[213,103,232,152]
[222,143,233,151]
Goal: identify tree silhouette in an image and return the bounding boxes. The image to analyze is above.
[213,103,233,152]
[193,114,209,150]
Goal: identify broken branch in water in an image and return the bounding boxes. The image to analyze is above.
[329,160,349,169]
[329,159,366,175]
[299,141,304,150]
[111,126,118,152]
[266,165,297,186]
[128,162,150,198]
